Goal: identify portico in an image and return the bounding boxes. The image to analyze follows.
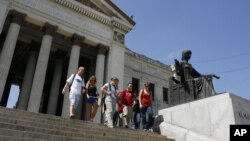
[0,0,173,123]
[0,0,134,122]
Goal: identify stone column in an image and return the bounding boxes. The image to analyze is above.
[0,10,26,103]
[17,49,38,110]
[0,74,14,106]
[61,34,84,118]
[0,0,9,34]
[27,23,57,113]
[75,94,84,120]
[106,42,125,90]
[47,53,64,115]
[93,44,108,123]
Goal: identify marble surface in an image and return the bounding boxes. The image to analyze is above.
[158,93,250,141]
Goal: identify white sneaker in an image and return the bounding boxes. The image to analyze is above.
[104,121,108,125]
[104,121,114,128]
[107,124,114,128]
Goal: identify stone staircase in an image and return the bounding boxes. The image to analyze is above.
[0,107,174,141]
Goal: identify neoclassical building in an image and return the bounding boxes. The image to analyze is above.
[0,0,171,122]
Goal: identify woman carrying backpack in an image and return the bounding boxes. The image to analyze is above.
[101,77,119,128]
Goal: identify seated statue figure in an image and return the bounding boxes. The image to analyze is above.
[168,50,219,106]
[174,50,201,83]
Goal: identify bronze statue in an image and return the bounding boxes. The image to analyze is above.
[168,50,219,106]
[174,50,201,83]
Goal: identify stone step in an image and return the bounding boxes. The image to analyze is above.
[0,122,165,141]
[0,114,165,140]
[0,107,118,131]
[0,128,96,141]
[0,108,167,139]
[0,135,46,141]
[0,107,174,141]
[0,113,107,133]
[0,121,134,140]
[0,121,168,141]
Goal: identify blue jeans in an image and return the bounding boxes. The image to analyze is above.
[140,106,153,129]
[132,111,140,129]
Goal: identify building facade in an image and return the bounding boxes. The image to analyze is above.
[124,49,171,113]
[0,0,171,122]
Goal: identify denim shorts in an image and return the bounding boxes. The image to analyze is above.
[86,96,98,104]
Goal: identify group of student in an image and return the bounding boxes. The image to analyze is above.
[62,66,154,131]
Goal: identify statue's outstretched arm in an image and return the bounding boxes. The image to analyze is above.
[192,68,201,78]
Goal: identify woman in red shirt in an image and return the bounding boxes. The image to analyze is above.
[139,82,153,131]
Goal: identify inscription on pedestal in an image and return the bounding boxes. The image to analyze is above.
[239,112,250,121]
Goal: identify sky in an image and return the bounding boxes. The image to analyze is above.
[6,0,250,108]
[112,0,250,100]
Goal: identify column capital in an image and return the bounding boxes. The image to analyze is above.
[71,33,85,46]
[97,44,109,55]
[42,22,58,36]
[9,10,27,26]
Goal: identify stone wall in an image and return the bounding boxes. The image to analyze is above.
[124,48,172,112]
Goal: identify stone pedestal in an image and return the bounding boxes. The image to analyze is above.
[158,93,250,141]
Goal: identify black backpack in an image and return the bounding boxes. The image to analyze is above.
[69,74,76,92]
[102,83,117,110]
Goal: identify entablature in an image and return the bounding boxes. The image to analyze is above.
[55,0,133,33]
